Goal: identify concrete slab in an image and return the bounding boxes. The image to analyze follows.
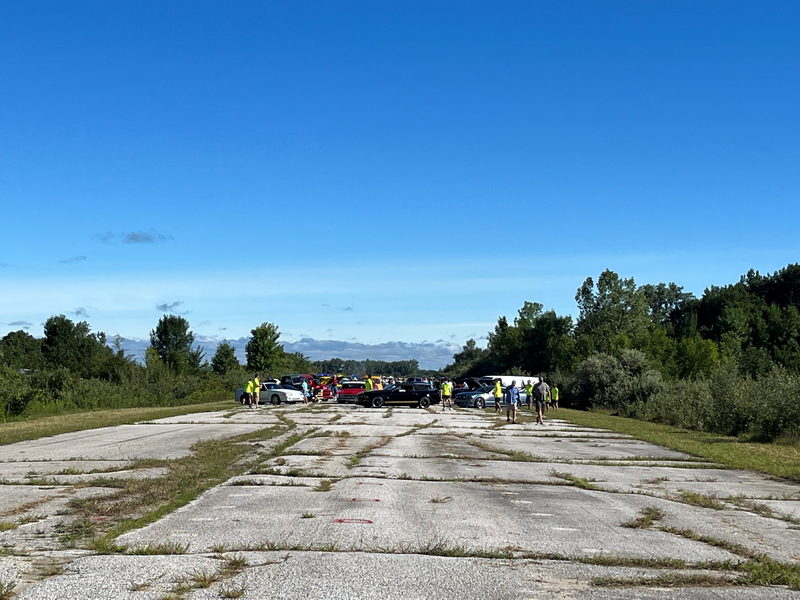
[18,552,790,600]
[147,410,282,426]
[0,485,82,517]
[117,478,736,563]
[290,435,392,456]
[0,460,131,482]
[473,434,692,461]
[257,454,353,478]
[374,434,507,460]
[311,424,414,437]
[6,402,800,599]
[0,423,266,461]
[762,500,800,520]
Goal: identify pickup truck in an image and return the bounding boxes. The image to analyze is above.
[355,382,441,409]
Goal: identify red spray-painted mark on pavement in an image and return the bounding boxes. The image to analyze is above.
[333,518,374,524]
[351,497,381,502]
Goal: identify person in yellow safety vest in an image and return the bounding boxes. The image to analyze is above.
[253,374,260,408]
[441,379,453,410]
[365,376,373,392]
[551,385,559,411]
[524,380,534,410]
[493,379,503,413]
[244,379,255,408]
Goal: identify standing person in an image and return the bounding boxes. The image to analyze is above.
[365,375,373,392]
[493,378,503,413]
[330,376,339,401]
[244,378,254,408]
[550,384,559,411]
[253,374,260,408]
[533,377,550,425]
[504,380,519,424]
[524,380,534,410]
[301,378,309,404]
[441,378,453,410]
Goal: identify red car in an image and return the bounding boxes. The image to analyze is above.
[336,381,366,403]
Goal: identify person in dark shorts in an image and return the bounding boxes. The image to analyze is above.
[533,377,550,425]
[493,379,503,413]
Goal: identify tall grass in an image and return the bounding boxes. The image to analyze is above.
[1,364,247,421]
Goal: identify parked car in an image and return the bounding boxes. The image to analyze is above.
[453,383,529,409]
[355,382,440,409]
[281,374,314,388]
[234,383,305,405]
[337,381,366,403]
[262,383,306,405]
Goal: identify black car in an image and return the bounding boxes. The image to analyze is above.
[356,383,440,409]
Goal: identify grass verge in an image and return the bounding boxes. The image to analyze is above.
[0,401,231,446]
[558,408,800,481]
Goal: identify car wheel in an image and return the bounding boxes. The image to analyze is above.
[418,396,431,409]
[475,398,485,409]
[271,394,281,405]
[371,396,384,408]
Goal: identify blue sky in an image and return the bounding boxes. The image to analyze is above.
[1,1,798,367]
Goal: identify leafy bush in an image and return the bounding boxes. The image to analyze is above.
[569,350,663,411]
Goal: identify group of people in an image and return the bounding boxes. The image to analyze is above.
[493,378,558,425]
[242,374,261,408]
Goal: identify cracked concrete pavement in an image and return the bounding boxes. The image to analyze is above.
[2,402,800,598]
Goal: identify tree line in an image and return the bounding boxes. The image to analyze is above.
[444,264,800,442]
[0,314,430,419]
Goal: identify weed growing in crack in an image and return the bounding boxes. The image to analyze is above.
[591,572,734,588]
[0,581,16,600]
[621,507,665,529]
[675,490,725,510]
[220,585,246,598]
[313,479,333,492]
[549,470,600,490]
[128,541,188,555]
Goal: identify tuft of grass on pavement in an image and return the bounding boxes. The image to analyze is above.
[558,408,800,481]
[621,506,665,529]
[675,490,726,510]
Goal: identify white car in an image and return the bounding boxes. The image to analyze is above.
[234,383,305,405]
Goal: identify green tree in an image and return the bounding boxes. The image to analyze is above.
[246,322,284,373]
[149,315,198,374]
[211,341,239,375]
[575,270,651,356]
[0,330,44,370]
[42,315,111,377]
